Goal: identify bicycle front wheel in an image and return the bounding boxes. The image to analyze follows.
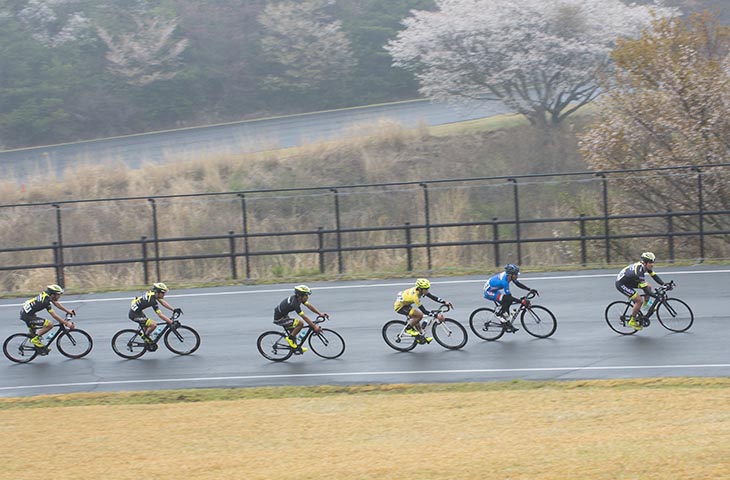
[432,318,468,349]
[605,301,637,335]
[3,334,39,363]
[164,325,201,355]
[656,298,694,333]
[257,331,294,362]
[382,320,417,352]
[111,329,147,359]
[308,328,345,359]
[57,329,93,359]
[520,305,557,338]
[469,307,506,341]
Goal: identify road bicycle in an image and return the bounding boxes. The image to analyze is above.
[382,305,468,352]
[469,291,557,341]
[604,280,693,335]
[3,313,93,363]
[257,315,345,362]
[111,310,200,359]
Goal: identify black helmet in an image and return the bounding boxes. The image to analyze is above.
[504,264,520,275]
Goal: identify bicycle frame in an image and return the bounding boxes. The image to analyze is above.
[396,304,451,340]
[136,310,184,345]
[634,281,676,325]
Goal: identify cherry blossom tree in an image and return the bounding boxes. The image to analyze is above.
[387,0,677,128]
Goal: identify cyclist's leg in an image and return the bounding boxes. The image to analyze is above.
[22,315,48,347]
[274,316,298,348]
[398,306,420,335]
[616,282,642,329]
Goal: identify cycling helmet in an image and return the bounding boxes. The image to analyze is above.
[294,285,312,296]
[504,264,520,275]
[415,278,431,290]
[152,282,169,293]
[45,284,64,295]
[640,252,656,263]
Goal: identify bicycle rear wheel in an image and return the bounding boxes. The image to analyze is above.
[432,318,468,349]
[520,305,557,338]
[257,331,294,362]
[605,301,638,335]
[3,333,39,363]
[111,329,147,359]
[57,329,93,359]
[164,325,201,355]
[468,307,506,341]
[656,298,694,332]
[382,320,417,352]
[308,328,345,359]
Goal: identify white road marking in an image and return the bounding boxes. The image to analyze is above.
[1,269,728,307]
[1,363,729,393]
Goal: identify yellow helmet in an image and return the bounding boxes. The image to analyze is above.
[415,278,431,290]
[152,282,169,293]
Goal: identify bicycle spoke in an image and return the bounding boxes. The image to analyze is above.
[656,298,694,333]
[432,319,468,349]
[605,301,638,335]
[469,307,506,341]
[308,328,345,359]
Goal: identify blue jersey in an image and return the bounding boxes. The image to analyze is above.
[484,272,512,296]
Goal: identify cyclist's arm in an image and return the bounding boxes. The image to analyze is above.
[298,310,321,332]
[424,292,450,306]
[648,270,665,285]
[304,301,328,318]
[49,308,74,328]
[51,300,76,317]
[513,279,532,291]
[154,306,173,325]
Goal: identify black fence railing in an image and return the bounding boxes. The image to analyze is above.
[1,163,728,290]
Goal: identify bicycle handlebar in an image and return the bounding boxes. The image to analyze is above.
[171,309,183,320]
[429,304,452,316]
[315,315,329,324]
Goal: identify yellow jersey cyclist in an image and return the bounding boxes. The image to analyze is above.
[20,284,76,352]
[615,252,670,331]
[129,283,182,342]
[273,285,329,354]
[393,278,453,343]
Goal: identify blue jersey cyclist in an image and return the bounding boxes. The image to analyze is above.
[615,252,669,331]
[273,285,329,354]
[393,278,453,343]
[484,264,538,325]
[20,284,76,352]
[129,282,182,341]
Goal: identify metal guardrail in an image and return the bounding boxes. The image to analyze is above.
[1,163,728,287]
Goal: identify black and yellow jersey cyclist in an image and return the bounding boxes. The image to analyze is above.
[20,284,76,352]
[128,282,182,341]
[394,278,453,343]
[273,285,329,354]
[615,252,670,331]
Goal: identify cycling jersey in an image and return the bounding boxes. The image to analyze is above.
[274,295,307,320]
[393,287,444,314]
[483,272,530,302]
[129,291,161,319]
[20,292,54,319]
[616,262,665,289]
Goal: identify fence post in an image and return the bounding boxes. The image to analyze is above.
[330,188,343,274]
[141,236,149,284]
[237,193,251,279]
[579,214,587,266]
[492,217,500,267]
[597,173,610,264]
[420,183,432,271]
[148,198,161,280]
[52,204,65,287]
[317,227,325,273]
[666,210,675,263]
[405,222,413,271]
[228,231,237,279]
[693,167,705,261]
[52,241,61,285]
[508,178,522,264]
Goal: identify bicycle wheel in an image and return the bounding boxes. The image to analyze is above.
[257,331,294,362]
[111,329,147,359]
[468,307,506,341]
[656,298,694,333]
[56,329,93,359]
[605,301,638,335]
[382,320,417,352]
[520,305,557,338]
[432,318,468,350]
[3,333,39,363]
[308,328,345,359]
[164,325,201,355]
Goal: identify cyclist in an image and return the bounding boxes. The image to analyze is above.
[273,285,329,354]
[393,278,453,343]
[483,264,538,331]
[128,282,181,342]
[20,284,76,353]
[616,252,669,331]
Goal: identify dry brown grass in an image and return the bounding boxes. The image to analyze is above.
[1,378,728,479]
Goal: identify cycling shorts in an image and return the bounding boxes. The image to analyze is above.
[396,305,415,317]
[615,281,638,300]
[274,316,300,330]
[20,313,49,329]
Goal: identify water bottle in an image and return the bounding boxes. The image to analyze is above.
[152,325,165,340]
[420,320,428,329]
[44,331,56,343]
[644,296,655,311]
[296,327,308,344]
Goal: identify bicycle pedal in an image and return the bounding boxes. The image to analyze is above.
[293,348,304,355]
[145,343,158,352]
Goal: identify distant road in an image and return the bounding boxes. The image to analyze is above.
[0,99,509,181]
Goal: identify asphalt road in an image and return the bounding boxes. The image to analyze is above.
[0,99,509,181]
[0,266,727,398]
